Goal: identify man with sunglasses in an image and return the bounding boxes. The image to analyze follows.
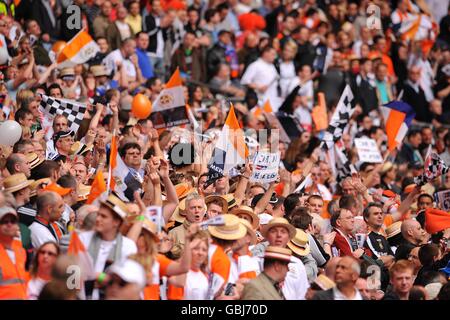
[104,259,146,300]
[0,207,28,299]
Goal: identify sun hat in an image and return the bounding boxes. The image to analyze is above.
[208,214,247,241]
[100,194,130,221]
[3,173,34,193]
[205,194,228,214]
[29,178,51,197]
[90,65,108,77]
[261,217,296,239]
[263,246,292,263]
[0,207,17,221]
[26,152,44,170]
[312,274,336,291]
[223,193,238,211]
[239,218,257,245]
[230,205,260,230]
[142,218,160,242]
[77,184,91,202]
[386,221,402,239]
[287,228,311,257]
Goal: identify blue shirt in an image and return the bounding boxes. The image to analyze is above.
[136,48,154,80]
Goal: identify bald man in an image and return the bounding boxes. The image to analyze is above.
[395,219,427,261]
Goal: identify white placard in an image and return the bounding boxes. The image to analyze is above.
[354,138,383,163]
[145,206,163,232]
[199,215,225,228]
[436,190,450,211]
[250,152,280,183]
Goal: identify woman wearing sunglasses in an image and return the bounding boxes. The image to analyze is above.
[27,241,60,300]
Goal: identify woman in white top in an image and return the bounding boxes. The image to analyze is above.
[169,231,211,300]
[27,241,60,300]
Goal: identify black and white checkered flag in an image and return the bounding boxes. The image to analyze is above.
[335,143,356,183]
[39,94,87,134]
[414,146,449,186]
[320,85,354,150]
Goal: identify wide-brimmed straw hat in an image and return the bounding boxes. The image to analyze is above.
[77,184,91,202]
[3,173,34,193]
[230,205,260,230]
[142,218,160,242]
[205,194,228,214]
[100,194,130,221]
[208,214,247,241]
[386,221,402,239]
[287,228,310,257]
[29,178,51,197]
[263,246,292,263]
[239,218,257,245]
[261,217,296,239]
[223,193,238,211]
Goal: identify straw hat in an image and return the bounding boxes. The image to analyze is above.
[59,67,75,78]
[100,194,130,221]
[205,194,228,214]
[26,153,44,170]
[287,228,310,257]
[142,218,160,242]
[3,173,34,193]
[208,214,247,241]
[77,184,91,202]
[90,65,108,77]
[386,221,402,239]
[239,218,257,245]
[174,183,194,200]
[261,217,296,239]
[230,205,260,230]
[70,142,94,156]
[313,274,336,291]
[381,161,394,174]
[30,178,51,197]
[223,193,238,211]
[263,246,292,263]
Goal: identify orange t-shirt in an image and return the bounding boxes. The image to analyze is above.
[143,254,173,300]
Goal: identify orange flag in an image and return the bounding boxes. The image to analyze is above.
[67,230,96,279]
[311,92,328,131]
[425,208,450,234]
[263,100,273,113]
[86,170,106,204]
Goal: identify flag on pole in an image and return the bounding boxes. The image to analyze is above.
[320,85,354,150]
[380,100,416,151]
[414,146,449,186]
[86,170,106,204]
[311,92,328,131]
[253,100,274,117]
[56,29,99,69]
[67,230,96,280]
[335,142,356,182]
[150,68,189,129]
[108,133,142,201]
[39,94,87,134]
[205,104,249,186]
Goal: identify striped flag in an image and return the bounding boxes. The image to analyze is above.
[39,94,87,134]
[108,133,142,201]
[380,100,415,151]
[86,170,106,204]
[320,85,354,150]
[150,68,189,129]
[205,104,249,186]
[57,29,99,69]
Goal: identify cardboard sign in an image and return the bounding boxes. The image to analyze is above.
[250,152,280,183]
[436,190,450,211]
[354,138,383,163]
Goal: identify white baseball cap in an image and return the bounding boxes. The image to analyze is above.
[0,207,17,221]
[107,259,147,289]
[258,213,274,225]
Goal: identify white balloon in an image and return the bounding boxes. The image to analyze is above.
[0,120,23,146]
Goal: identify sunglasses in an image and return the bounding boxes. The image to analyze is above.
[108,277,128,288]
[0,217,18,225]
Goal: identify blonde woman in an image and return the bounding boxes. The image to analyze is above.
[168,231,211,300]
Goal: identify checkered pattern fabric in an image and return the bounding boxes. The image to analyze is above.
[320,85,354,150]
[335,143,354,183]
[39,94,87,134]
[414,152,449,186]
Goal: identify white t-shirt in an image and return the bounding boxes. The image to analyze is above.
[184,270,209,300]
[78,230,137,300]
[29,222,57,249]
[282,256,310,300]
[27,277,48,300]
[103,49,136,79]
[333,287,363,300]
[240,58,280,111]
[116,21,131,41]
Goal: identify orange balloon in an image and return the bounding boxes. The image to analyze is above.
[52,41,67,55]
[131,94,152,119]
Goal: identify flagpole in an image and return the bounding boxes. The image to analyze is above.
[106,129,115,195]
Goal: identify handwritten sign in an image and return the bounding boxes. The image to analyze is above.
[250,152,280,183]
[354,138,383,163]
[436,190,450,211]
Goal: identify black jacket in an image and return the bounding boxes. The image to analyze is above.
[206,43,226,80]
[144,14,167,54]
[395,240,416,261]
[402,82,432,123]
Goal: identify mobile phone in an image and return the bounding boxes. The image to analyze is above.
[224,283,235,296]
